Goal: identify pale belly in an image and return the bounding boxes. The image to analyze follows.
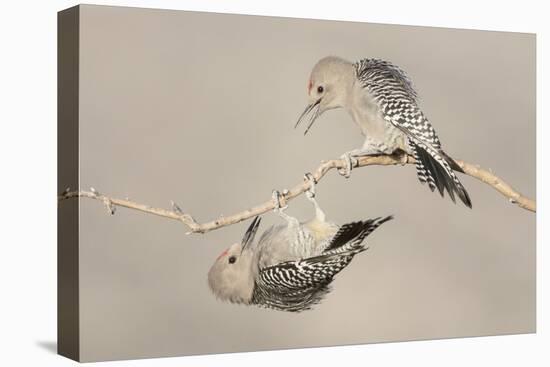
[257,221,337,268]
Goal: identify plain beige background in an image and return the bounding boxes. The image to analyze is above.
[77,4,535,362]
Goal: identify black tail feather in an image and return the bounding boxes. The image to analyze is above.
[416,147,454,201]
[412,143,472,208]
[324,216,394,253]
[439,150,465,173]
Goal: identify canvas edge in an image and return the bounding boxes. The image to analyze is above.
[57,4,81,362]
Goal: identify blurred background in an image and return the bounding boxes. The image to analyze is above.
[77,4,535,362]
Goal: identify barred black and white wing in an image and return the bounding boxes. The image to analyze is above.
[251,218,392,312]
[252,254,354,312]
[355,58,472,208]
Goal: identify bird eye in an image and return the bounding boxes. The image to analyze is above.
[317,85,324,94]
[228,256,236,264]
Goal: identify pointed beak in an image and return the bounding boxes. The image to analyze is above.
[295,98,321,135]
[241,216,261,252]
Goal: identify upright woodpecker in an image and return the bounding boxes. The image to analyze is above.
[296,56,472,208]
[208,174,392,312]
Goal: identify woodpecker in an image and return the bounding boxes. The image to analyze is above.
[296,56,472,208]
[208,174,393,312]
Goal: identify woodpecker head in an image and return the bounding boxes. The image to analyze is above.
[207,216,261,305]
[295,56,355,135]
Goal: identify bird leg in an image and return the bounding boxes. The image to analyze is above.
[304,173,326,222]
[337,146,391,178]
[271,190,300,227]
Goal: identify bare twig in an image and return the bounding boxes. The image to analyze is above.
[58,153,535,234]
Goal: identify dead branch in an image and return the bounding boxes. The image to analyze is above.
[58,153,535,234]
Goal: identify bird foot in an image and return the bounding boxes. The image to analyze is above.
[271,190,288,212]
[337,152,358,178]
[304,173,317,200]
[272,189,301,226]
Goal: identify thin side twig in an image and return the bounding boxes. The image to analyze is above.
[58,153,535,234]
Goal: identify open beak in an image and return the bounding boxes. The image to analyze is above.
[295,98,321,135]
[241,216,261,252]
